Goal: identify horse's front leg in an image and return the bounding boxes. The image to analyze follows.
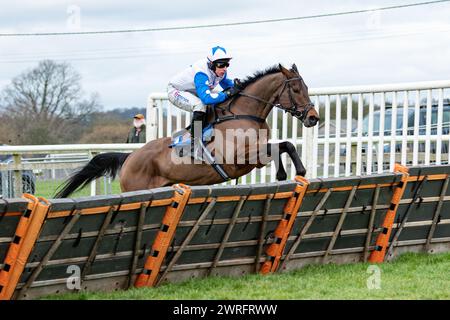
[268,142,306,179]
[261,143,288,181]
[280,141,306,177]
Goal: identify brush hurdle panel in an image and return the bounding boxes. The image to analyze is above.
[280,173,404,271]
[155,181,298,285]
[0,198,33,300]
[387,165,450,260]
[0,199,30,263]
[13,188,175,299]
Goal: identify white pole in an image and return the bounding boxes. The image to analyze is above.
[367,93,374,175]
[291,115,298,178]
[356,94,363,175]
[345,94,352,177]
[334,94,341,177]
[401,92,409,166]
[413,90,420,165]
[312,95,320,178]
[436,89,443,164]
[158,99,164,138]
[377,92,385,173]
[271,108,278,181]
[167,102,173,137]
[323,95,330,178]
[425,90,432,165]
[89,151,96,196]
[176,107,182,132]
[390,92,398,172]
[282,110,288,178]
[303,126,314,179]
[147,95,158,142]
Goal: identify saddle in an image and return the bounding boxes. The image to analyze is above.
[168,106,230,181]
[168,124,214,159]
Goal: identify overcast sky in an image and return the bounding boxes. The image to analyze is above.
[1,0,449,110]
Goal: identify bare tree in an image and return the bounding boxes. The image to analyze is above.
[0,60,101,144]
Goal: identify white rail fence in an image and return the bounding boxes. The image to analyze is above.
[1,80,449,198]
[0,144,142,198]
[147,80,450,182]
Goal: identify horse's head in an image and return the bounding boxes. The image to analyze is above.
[276,64,320,128]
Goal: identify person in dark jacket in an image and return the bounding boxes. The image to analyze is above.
[126,113,146,143]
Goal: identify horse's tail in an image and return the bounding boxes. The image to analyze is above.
[54,152,130,198]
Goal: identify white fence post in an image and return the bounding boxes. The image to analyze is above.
[147,94,159,142]
[303,127,314,179]
[89,151,97,196]
[13,154,22,197]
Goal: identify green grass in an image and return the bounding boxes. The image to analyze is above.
[32,173,264,199]
[33,179,122,199]
[44,252,450,300]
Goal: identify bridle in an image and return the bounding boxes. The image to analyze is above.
[207,73,315,182]
[237,76,315,123]
[274,77,315,122]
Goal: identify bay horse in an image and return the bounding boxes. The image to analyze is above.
[55,64,319,198]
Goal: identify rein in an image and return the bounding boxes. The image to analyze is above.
[213,75,314,126]
[276,77,315,122]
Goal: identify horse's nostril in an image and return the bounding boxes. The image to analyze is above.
[308,116,318,125]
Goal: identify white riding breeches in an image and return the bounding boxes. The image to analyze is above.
[167,84,207,113]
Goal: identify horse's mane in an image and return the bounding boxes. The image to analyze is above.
[236,65,281,90]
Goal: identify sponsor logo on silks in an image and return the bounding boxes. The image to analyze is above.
[174,91,189,103]
[205,80,214,90]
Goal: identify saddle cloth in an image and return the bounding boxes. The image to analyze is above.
[169,124,214,148]
[167,110,230,180]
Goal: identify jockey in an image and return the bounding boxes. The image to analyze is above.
[167,46,240,152]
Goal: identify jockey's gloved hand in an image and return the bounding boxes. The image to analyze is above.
[233,78,243,89]
[223,86,240,98]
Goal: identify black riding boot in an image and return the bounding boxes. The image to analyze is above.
[191,111,206,154]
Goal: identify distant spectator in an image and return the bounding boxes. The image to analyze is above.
[126,113,146,143]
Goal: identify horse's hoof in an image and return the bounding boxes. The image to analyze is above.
[297,170,306,177]
[276,172,287,181]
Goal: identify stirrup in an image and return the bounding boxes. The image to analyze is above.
[190,138,205,161]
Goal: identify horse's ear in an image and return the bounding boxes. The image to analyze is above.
[291,63,299,75]
[279,64,292,78]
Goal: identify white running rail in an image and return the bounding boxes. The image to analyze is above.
[147,80,450,182]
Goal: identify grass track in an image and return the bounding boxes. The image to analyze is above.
[44,252,450,300]
[34,179,122,199]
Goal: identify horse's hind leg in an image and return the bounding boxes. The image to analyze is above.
[147,176,172,189]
